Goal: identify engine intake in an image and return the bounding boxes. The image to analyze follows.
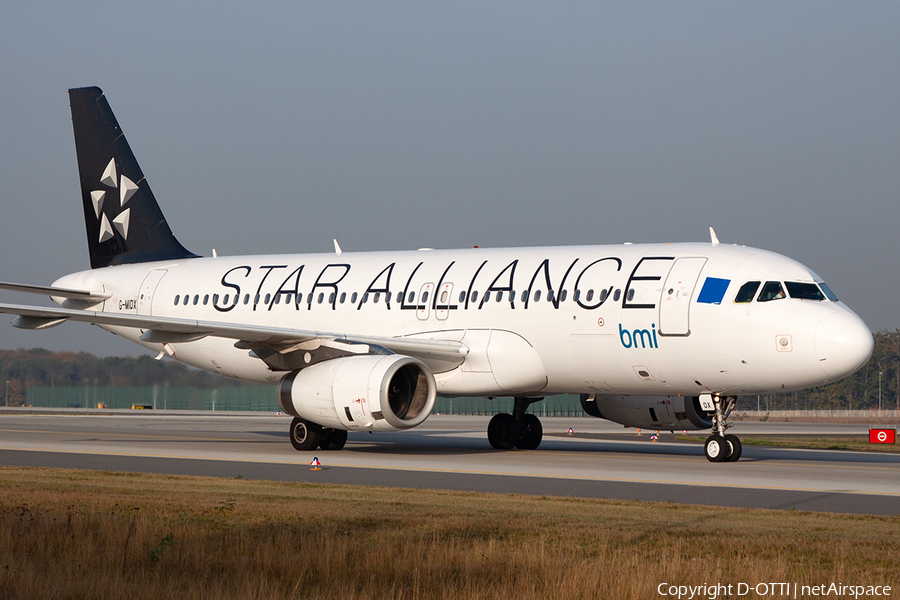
[277,355,436,432]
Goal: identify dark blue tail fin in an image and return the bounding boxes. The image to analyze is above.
[69,87,199,269]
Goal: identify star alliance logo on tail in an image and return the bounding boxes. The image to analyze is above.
[90,158,136,243]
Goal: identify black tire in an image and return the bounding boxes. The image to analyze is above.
[515,414,543,450]
[320,429,348,451]
[704,434,728,462]
[487,413,520,450]
[289,417,322,451]
[725,434,742,462]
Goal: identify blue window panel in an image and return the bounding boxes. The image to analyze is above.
[697,277,731,305]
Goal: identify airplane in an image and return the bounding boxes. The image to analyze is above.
[0,87,874,462]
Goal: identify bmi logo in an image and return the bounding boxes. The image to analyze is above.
[619,323,659,349]
[90,158,137,243]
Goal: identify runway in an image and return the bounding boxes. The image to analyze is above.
[1,410,898,515]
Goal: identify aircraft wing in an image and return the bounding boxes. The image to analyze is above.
[0,302,468,366]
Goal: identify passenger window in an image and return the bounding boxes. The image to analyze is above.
[244,294,250,305]
[183,295,190,306]
[573,290,580,302]
[223,294,230,305]
[496,291,503,302]
[340,292,346,304]
[386,292,392,303]
[317,293,324,304]
[203,294,209,305]
[785,282,826,301]
[613,290,621,301]
[274,295,281,305]
[484,291,491,302]
[213,294,219,305]
[548,290,555,302]
[734,281,760,303]
[560,290,567,302]
[408,292,415,304]
[374,293,380,304]
[351,292,358,303]
[264,294,271,305]
[521,290,528,303]
[174,295,180,305]
[534,290,541,302]
[440,290,448,304]
[422,291,429,303]
[330,292,336,304]
[459,291,467,303]
[600,289,608,302]
[757,281,786,302]
[471,291,479,303]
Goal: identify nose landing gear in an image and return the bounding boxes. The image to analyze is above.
[703,395,742,462]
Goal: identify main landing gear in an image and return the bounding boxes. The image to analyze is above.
[487,397,544,450]
[289,417,348,451]
[703,395,742,462]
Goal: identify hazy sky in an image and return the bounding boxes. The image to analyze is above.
[1,2,898,357]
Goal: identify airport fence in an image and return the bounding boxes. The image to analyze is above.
[25,386,278,412]
[23,386,587,416]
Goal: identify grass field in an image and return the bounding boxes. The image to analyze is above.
[0,467,897,599]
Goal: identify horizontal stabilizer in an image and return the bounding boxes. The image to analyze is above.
[0,281,111,302]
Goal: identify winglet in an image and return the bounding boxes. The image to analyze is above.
[333,239,342,256]
[709,227,720,246]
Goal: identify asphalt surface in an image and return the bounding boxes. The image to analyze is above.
[0,410,897,515]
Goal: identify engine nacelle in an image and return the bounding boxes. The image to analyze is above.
[277,355,436,432]
[580,393,712,431]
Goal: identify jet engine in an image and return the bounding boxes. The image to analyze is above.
[580,393,712,431]
[277,354,436,432]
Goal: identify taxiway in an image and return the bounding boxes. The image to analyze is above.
[0,410,897,515]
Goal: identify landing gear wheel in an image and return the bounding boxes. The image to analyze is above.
[725,434,742,462]
[704,434,728,462]
[487,413,520,450]
[289,417,322,451]
[515,414,543,450]
[320,429,348,451]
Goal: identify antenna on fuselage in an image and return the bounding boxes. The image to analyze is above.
[333,239,342,255]
[709,227,720,246]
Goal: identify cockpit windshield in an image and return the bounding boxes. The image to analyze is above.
[734,281,760,303]
[819,282,838,302]
[785,282,826,301]
[756,281,786,302]
[732,279,837,303]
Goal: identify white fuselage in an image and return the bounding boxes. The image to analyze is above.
[53,242,873,399]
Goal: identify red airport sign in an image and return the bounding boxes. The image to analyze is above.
[869,429,896,444]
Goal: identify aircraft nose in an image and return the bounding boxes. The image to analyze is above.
[815,310,874,380]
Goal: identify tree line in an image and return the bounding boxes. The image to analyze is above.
[1,329,898,410]
[0,348,247,406]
